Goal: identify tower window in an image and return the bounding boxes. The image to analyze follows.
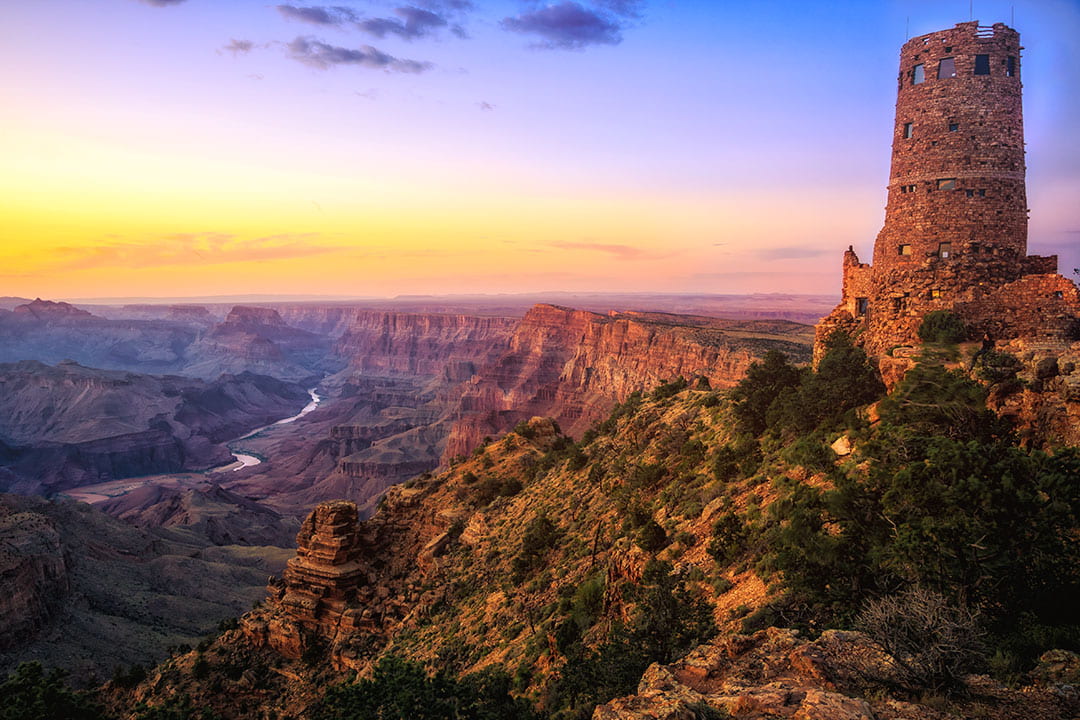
[937,178,956,190]
[938,242,953,258]
[1007,56,1017,77]
[1054,291,1064,300]
[913,64,925,84]
[898,244,912,256]
[931,289,943,299]
[948,122,959,132]
[903,122,913,138]
[938,57,956,79]
[856,297,869,316]
[978,189,986,197]
[974,54,991,75]
[966,189,975,198]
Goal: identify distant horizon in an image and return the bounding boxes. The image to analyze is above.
[7,289,840,306]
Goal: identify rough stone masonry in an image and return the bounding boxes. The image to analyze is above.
[816,21,1080,360]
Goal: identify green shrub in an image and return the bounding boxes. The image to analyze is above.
[918,310,967,344]
[651,376,688,401]
[313,656,542,720]
[1,662,105,720]
[977,350,1022,384]
[707,511,747,565]
[635,520,668,552]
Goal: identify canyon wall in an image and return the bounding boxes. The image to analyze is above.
[442,304,812,459]
[331,311,517,378]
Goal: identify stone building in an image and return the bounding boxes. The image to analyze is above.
[816,21,1079,359]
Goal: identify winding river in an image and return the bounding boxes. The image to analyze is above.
[227,387,321,471]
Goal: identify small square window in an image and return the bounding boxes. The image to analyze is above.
[978,189,986,197]
[975,54,991,75]
[949,123,959,132]
[913,64,925,84]
[966,189,975,198]
[938,57,956,79]
[931,289,943,299]
[856,297,869,316]
[898,244,912,256]
[939,242,953,258]
[937,178,956,190]
[1054,291,1064,300]
[1007,56,1017,77]
[903,122,913,138]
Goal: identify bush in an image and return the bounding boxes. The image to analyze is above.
[730,351,803,435]
[635,520,668,552]
[313,656,542,720]
[855,587,984,694]
[0,662,104,720]
[918,311,967,344]
[512,514,560,582]
[707,511,747,565]
[555,562,716,715]
[977,350,1022,384]
[651,376,688,401]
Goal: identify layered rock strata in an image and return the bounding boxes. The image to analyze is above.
[444,304,811,458]
[251,501,367,661]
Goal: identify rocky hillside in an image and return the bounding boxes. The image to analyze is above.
[0,361,310,494]
[0,493,294,687]
[102,338,1080,719]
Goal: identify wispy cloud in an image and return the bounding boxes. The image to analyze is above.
[276,4,357,26]
[357,7,449,40]
[221,39,255,55]
[754,246,830,260]
[502,2,624,49]
[39,233,342,271]
[546,241,668,260]
[477,101,495,111]
[285,36,432,72]
[137,0,187,6]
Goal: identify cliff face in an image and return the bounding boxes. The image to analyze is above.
[0,500,69,652]
[331,311,516,377]
[443,304,813,459]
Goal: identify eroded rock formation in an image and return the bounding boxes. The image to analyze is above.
[251,501,367,661]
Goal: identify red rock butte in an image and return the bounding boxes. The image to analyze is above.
[816,21,1080,358]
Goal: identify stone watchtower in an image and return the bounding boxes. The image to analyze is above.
[817,21,1078,359]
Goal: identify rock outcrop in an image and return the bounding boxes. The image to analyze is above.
[0,501,69,651]
[250,501,367,661]
[594,627,1078,720]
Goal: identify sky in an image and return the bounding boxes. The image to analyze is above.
[1,0,1078,301]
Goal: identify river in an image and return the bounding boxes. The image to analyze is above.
[227,387,321,471]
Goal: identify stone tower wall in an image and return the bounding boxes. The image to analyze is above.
[872,21,1026,275]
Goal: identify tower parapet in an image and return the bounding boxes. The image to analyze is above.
[816,22,1078,359]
